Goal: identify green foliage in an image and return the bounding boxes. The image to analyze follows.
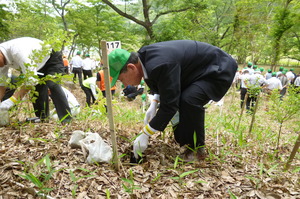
[170,169,199,186]
[121,169,141,194]
[69,168,96,197]
[267,89,300,124]
[8,0,59,40]
[0,4,10,41]
[3,0,300,64]
[18,154,60,196]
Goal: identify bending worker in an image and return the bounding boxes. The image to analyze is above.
[0,37,71,123]
[108,40,237,162]
[96,69,116,98]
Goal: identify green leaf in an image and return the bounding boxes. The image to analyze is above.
[179,169,199,178]
[25,173,43,188]
[121,178,134,185]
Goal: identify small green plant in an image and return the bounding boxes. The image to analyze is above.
[228,189,238,199]
[105,189,111,199]
[121,169,141,194]
[267,89,300,157]
[69,168,96,198]
[151,173,162,183]
[245,175,262,189]
[18,154,59,197]
[170,169,199,187]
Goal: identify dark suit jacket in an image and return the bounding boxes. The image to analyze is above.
[138,40,237,131]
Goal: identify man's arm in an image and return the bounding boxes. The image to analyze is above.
[0,86,5,101]
[13,86,30,101]
[0,85,29,110]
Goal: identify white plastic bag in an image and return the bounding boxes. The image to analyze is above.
[69,130,86,149]
[79,132,112,163]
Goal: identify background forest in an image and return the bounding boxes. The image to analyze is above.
[0,0,300,69]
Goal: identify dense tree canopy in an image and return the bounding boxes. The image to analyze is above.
[1,0,300,65]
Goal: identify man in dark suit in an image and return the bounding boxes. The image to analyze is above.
[108,40,237,162]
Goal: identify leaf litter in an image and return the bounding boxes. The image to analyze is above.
[0,83,299,198]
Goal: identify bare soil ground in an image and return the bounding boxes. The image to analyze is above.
[0,81,299,199]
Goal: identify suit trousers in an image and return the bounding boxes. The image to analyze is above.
[81,85,95,107]
[72,68,83,86]
[173,81,210,148]
[33,51,72,123]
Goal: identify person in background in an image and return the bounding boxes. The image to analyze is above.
[294,73,300,94]
[0,37,71,123]
[81,76,98,107]
[96,70,116,98]
[246,62,254,75]
[121,80,145,101]
[232,68,241,90]
[108,40,237,162]
[247,69,266,112]
[259,67,265,76]
[253,65,258,71]
[286,68,296,85]
[82,54,93,80]
[240,69,251,109]
[63,55,70,74]
[278,71,288,100]
[264,72,283,95]
[265,69,272,80]
[70,51,83,86]
[276,66,284,77]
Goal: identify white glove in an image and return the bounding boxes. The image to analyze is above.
[0,96,17,110]
[133,133,149,159]
[133,124,157,159]
[144,94,159,125]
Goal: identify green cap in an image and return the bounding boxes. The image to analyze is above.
[279,66,284,70]
[282,71,287,75]
[247,62,252,67]
[76,51,81,55]
[272,72,276,76]
[290,68,294,71]
[141,93,146,101]
[260,67,264,72]
[108,49,130,87]
[85,54,90,57]
[253,65,258,69]
[268,69,272,73]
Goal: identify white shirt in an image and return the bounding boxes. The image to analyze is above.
[242,68,254,75]
[0,37,51,86]
[294,76,300,86]
[286,71,295,82]
[233,71,241,83]
[265,72,272,80]
[240,73,251,88]
[249,73,266,88]
[70,55,83,68]
[82,57,94,70]
[265,77,283,90]
[62,87,80,108]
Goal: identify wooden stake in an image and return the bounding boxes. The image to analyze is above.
[100,40,120,171]
[284,132,300,171]
[248,94,260,136]
[237,93,248,131]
